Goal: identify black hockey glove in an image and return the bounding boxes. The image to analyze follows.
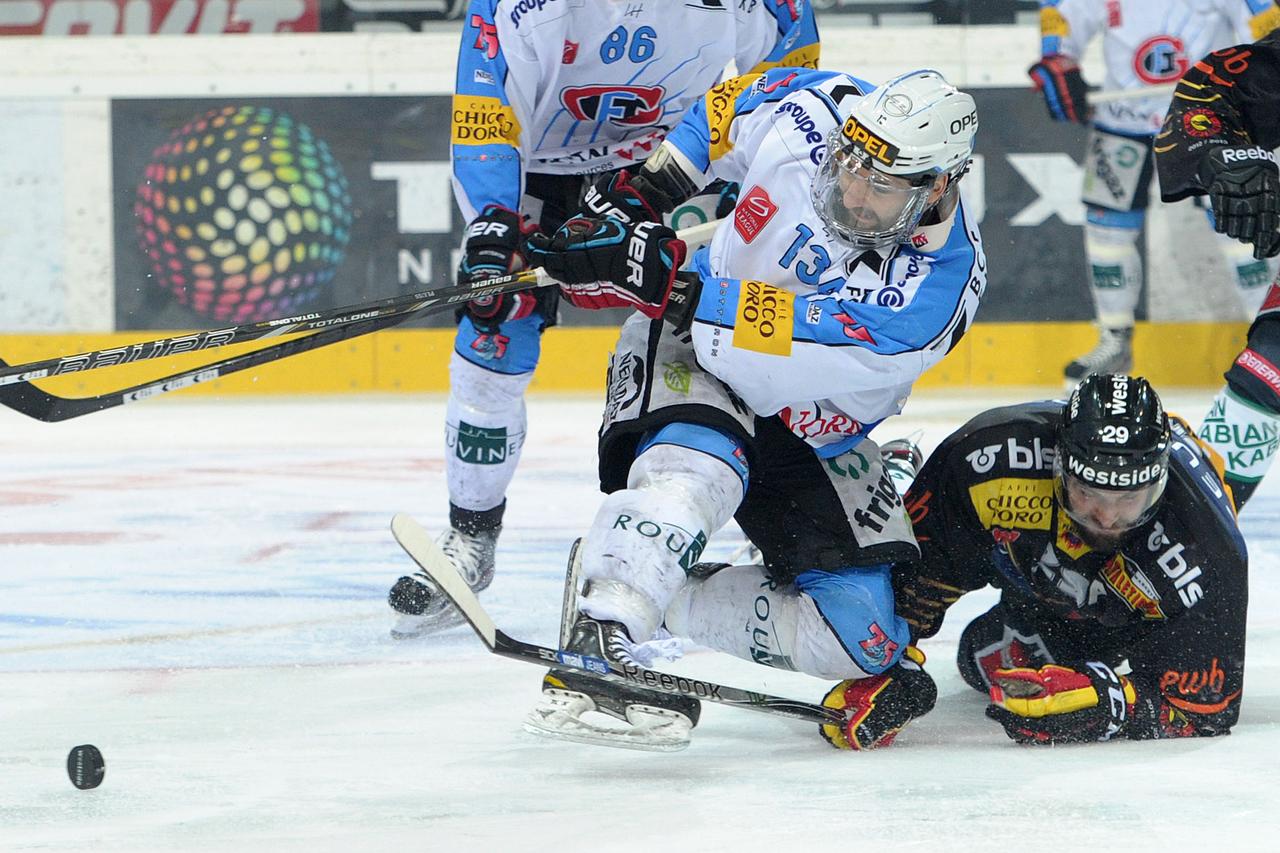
[579,169,677,225]
[526,218,687,320]
[1200,146,1280,260]
[458,205,540,334]
[819,647,937,750]
[1027,55,1091,124]
[985,662,1136,744]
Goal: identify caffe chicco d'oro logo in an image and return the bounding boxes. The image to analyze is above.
[134,105,353,323]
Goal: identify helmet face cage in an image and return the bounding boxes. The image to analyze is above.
[809,69,977,250]
[1054,374,1172,541]
[810,134,935,250]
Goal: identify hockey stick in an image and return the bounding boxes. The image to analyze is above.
[390,512,845,726]
[0,218,725,422]
[0,218,723,388]
[0,308,413,422]
[0,269,547,388]
[1087,83,1177,105]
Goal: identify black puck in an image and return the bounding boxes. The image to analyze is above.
[67,744,105,790]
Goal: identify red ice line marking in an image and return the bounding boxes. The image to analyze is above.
[0,531,127,545]
[0,491,61,506]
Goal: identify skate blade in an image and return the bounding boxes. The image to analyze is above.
[523,694,692,753]
[388,606,466,639]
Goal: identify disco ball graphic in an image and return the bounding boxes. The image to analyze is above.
[134,105,353,323]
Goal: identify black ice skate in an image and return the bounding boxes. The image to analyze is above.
[1063,326,1133,389]
[525,611,702,752]
[388,524,498,638]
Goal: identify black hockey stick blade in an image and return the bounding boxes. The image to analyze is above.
[0,308,412,422]
[389,512,845,726]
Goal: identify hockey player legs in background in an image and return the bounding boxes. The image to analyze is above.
[522,67,983,750]
[1028,0,1280,386]
[893,374,1247,744]
[1156,29,1280,508]
[387,0,820,637]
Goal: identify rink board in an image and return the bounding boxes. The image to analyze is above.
[0,320,1249,401]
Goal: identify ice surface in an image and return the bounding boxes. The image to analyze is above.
[2,389,1277,851]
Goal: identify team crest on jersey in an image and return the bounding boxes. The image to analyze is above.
[1182,108,1222,139]
[561,85,665,126]
[1133,35,1188,85]
[562,40,579,64]
[733,185,778,243]
[1101,553,1165,620]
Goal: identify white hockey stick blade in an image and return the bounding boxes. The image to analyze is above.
[390,513,497,649]
[524,691,692,752]
[558,538,584,650]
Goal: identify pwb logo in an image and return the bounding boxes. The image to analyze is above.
[561,85,665,126]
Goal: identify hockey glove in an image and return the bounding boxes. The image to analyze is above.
[579,169,676,225]
[986,662,1136,744]
[526,218,687,319]
[1027,55,1090,124]
[458,205,540,334]
[819,646,937,750]
[1199,147,1280,260]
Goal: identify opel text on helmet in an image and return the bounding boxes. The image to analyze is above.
[1053,373,1172,547]
[811,69,978,251]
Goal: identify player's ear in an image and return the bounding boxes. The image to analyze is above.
[926,173,950,206]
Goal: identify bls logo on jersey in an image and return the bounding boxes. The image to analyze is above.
[1133,35,1188,85]
[561,86,665,126]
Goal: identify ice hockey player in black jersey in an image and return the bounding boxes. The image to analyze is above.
[1155,29,1280,508]
[893,374,1247,744]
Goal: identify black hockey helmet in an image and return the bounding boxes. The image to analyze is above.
[1053,374,1171,541]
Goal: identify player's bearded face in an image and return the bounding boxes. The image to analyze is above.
[1059,474,1163,548]
[835,154,923,231]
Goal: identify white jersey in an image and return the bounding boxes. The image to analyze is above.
[451,0,820,222]
[1040,0,1280,135]
[664,69,986,457]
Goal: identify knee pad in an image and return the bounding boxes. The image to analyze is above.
[794,565,910,677]
[956,604,1054,694]
[454,312,546,374]
[1084,217,1142,326]
[664,562,899,680]
[445,354,533,511]
[580,441,746,639]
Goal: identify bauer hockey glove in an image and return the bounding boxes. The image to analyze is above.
[526,218,687,319]
[578,169,676,225]
[458,205,541,334]
[1199,146,1280,260]
[819,646,937,750]
[986,662,1136,744]
[1027,55,1091,124]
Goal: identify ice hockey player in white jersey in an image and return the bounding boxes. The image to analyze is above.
[386,0,820,638]
[518,67,984,750]
[1028,0,1280,385]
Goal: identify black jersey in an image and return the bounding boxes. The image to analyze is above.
[894,401,1248,737]
[1158,29,1280,203]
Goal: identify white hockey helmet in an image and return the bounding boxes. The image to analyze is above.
[811,69,978,250]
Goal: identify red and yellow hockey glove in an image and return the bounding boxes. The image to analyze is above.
[820,646,937,750]
[986,662,1137,744]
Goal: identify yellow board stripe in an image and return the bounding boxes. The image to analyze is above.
[0,320,1247,397]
